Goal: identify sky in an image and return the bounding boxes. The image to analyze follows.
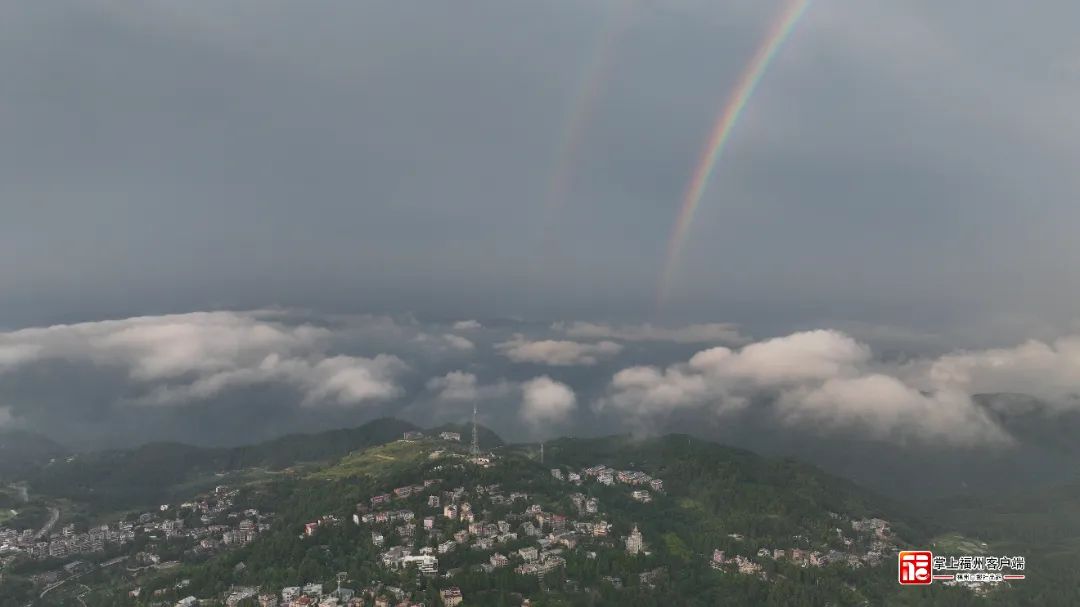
[4,1,1080,486]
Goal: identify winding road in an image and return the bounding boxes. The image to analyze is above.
[33,507,60,541]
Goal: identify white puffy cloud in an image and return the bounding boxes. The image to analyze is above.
[426,370,517,403]
[607,365,730,417]
[521,376,576,424]
[452,320,482,330]
[443,334,475,351]
[148,353,406,406]
[693,330,870,386]
[603,329,1011,445]
[299,355,406,405]
[554,321,746,344]
[413,333,475,352]
[497,335,622,366]
[427,371,480,401]
[0,311,406,408]
[0,311,329,380]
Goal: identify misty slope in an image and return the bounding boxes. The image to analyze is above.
[688,392,1080,500]
[0,429,69,480]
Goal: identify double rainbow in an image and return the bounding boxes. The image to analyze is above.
[658,0,811,307]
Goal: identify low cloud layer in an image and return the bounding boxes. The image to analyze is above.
[427,371,481,402]
[425,371,515,403]
[0,311,328,381]
[413,333,475,353]
[603,330,1011,446]
[497,335,622,366]
[555,322,747,345]
[6,310,1080,450]
[928,337,1080,408]
[0,311,406,410]
[143,353,406,407]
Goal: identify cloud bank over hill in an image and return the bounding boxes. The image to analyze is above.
[496,335,623,366]
[0,311,407,408]
[3,310,1080,450]
[553,322,747,345]
[601,330,1010,445]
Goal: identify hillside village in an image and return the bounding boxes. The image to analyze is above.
[0,484,272,603]
[194,431,905,607]
[1,430,942,607]
[252,432,669,606]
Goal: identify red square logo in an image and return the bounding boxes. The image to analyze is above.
[899,551,933,585]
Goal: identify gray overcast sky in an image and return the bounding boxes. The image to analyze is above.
[9,2,1080,497]
[3,0,1080,338]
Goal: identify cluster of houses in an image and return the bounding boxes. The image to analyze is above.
[169,486,273,554]
[709,516,898,578]
[0,521,133,560]
[179,446,668,606]
[402,430,461,443]
[551,463,664,502]
[337,458,663,592]
[1,485,269,563]
[181,580,465,606]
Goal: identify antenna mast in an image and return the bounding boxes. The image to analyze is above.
[471,401,480,456]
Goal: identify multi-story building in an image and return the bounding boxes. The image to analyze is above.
[440,587,463,607]
[626,525,645,555]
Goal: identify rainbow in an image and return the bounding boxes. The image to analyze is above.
[658,0,810,307]
[537,1,635,247]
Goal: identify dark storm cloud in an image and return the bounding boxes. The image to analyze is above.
[2,0,1076,334]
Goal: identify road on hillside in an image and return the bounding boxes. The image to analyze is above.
[39,556,128,599]
[34,506,60,540]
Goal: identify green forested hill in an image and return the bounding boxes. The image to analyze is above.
[67,433,984,607]
[540,434,935,547]
[8,430,1077,606]
[22,417,419,509]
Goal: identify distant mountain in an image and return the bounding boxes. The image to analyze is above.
[229,418,425,469]
[0,429,69,480]
[23,417,419,509]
